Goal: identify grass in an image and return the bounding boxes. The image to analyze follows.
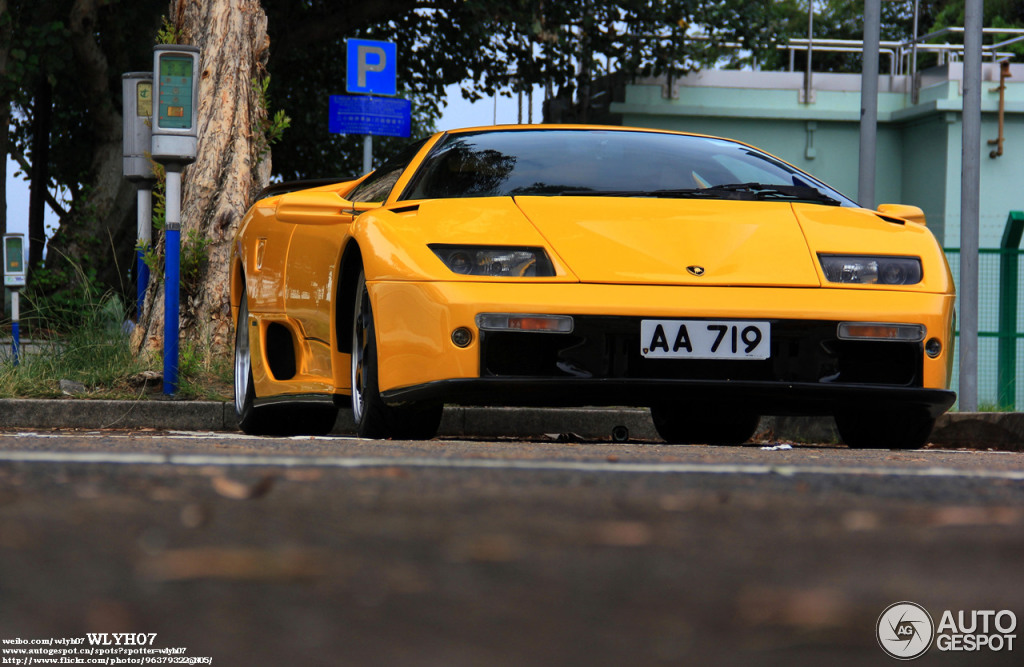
[0,293,232,402]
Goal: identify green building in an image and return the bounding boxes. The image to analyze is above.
[612,61,1024,408]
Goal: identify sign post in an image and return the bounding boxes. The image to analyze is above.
[343,39,405,170]
[3,234,26,365]
[151,45,200,395]
[122,72,156,318]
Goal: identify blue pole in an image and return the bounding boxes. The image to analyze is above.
[163,228,179,393]
[163,168,182,395]
[10,291,19,366]
[11,321,18,366]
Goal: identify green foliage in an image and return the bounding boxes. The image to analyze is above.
[136,164,214,298]
[21,255,106,332]
[252,75,292,164]
[262,0,787,179]
[0,289,231,401]
[763,1,1024,73]
[5,1,165,197]
[180,230,212,297]
[155,15,183,45]
[0,283,143,398]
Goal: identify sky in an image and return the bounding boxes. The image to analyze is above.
[2,82,546,245]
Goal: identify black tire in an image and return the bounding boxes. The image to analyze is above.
[650,404,760,445]
[351,271,442,440]
[234,287,338,436]
[835,408,935,450]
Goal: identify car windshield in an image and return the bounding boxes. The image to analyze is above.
[400,129,856,206]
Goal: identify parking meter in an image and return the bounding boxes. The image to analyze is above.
[122,72,155,181]
[150,45,200,395]
[151,45,200,164]
[4,233,26,365]
[123,72,156,317]
[3,234,26,288]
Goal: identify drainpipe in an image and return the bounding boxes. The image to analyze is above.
[989,60,1011,158]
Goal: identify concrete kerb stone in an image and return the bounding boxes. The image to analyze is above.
[0,398,1018,448]
[0,399,232,432]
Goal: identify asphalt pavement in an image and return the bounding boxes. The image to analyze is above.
[1,430,1022,666]
[0,398,1020,449]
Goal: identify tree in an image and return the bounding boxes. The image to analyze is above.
[264,0,790,178]
[762,1,1024,74]
[0,0,10,266]
[132,0,271,356]
[3,0,164,313]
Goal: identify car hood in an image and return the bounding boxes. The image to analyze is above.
[513,196,822,287]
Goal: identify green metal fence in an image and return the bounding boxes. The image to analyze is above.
[944,210,1024,410]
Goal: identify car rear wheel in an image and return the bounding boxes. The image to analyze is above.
[234,287,338,436]
[650,404,760,445]
[834,408,935,450]
[351,271,442,440]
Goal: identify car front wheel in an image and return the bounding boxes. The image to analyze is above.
[351,271,442,440]
[834,408,935,450]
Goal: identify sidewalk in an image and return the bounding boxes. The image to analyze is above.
[0,398,1020,449]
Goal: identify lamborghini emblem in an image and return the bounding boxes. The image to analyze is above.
[687,265,705,277]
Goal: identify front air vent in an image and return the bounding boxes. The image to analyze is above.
[265,323,296,381]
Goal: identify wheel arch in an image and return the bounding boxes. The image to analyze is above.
[336,240,365,353]
[230,246,246,322]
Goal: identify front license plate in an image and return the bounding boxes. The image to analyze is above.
[640,319,771,360]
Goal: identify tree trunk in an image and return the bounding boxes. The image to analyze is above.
[27,76,50,278]
[133,0,271,358]
[44,0,139,298]
[0,0,9,256]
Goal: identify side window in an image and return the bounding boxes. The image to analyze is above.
[349,165,405,203]
[348,137,430,203]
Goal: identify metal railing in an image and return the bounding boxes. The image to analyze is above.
[944,211,1024,410]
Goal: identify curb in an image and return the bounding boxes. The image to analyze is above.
[0,399,1019,448]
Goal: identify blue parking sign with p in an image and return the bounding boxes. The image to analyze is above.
[346,39,397,96]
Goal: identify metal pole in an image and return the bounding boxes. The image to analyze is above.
[363,135,373,173]
[163,167,182,395]
[858,0,881,208]
[10,290,18,366]
[911,0,920,104]
[804,1,814,102]
[959,0,983,412]
[137,187,152,318]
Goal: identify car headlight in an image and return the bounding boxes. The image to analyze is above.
[429,244,555,277]
[818,254,922,285]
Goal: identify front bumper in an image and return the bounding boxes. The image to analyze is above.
[369,280,956,413]
[382,377,956,419]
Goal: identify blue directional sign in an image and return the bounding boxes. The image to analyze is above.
[329,95,411,138]
[346,39,397,96]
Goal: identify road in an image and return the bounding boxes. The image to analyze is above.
[0,428,1022,666]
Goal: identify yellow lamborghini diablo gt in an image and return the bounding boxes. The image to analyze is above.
[231,125,956,448]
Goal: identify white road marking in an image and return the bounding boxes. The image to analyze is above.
[0,448,1022,481]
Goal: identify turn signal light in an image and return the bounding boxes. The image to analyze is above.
[476,313,574,333]
[837,322,925,342]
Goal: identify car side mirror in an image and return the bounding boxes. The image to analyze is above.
[276,190,377,224]
[877,204,927,227]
